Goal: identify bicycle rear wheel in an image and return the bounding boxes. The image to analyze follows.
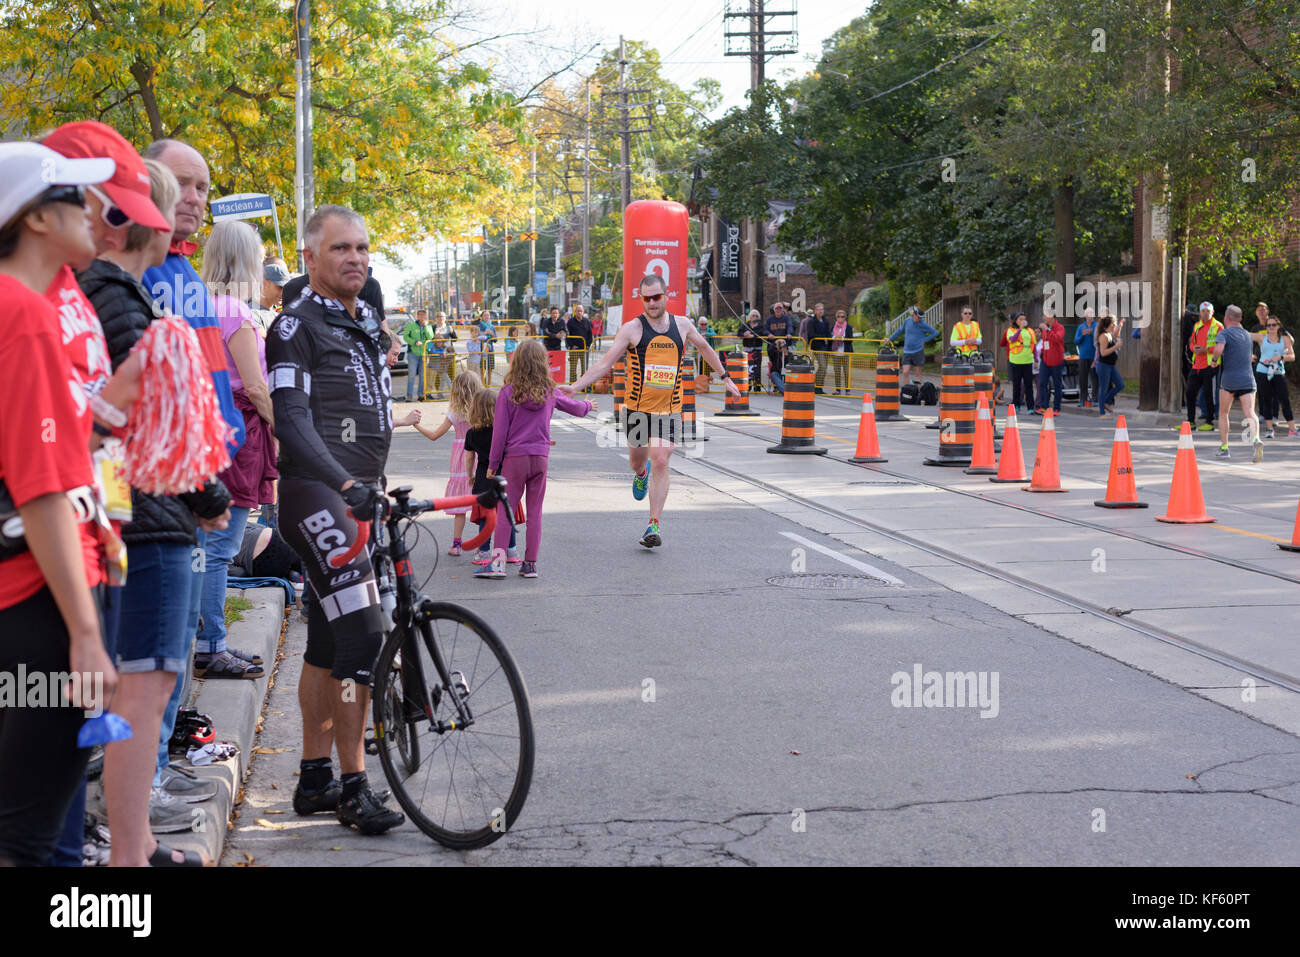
[371,602,534,850]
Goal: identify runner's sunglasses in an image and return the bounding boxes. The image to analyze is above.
[642,292,665,303]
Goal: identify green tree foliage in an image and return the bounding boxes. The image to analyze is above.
[0,1,524,253]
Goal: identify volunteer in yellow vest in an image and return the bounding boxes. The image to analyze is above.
[1186,301,1223,431]
[563,274,738,548]
[1004,312,1036,411]
[951,306,981,357]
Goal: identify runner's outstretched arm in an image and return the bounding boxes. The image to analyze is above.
[684,323,742,396]
[561,320,638,395]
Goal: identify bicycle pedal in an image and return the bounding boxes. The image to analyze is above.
[364,735,379,755]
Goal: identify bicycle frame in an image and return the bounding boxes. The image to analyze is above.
[376,484,514,736]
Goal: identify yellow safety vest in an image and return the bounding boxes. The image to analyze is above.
[952,320,981,355]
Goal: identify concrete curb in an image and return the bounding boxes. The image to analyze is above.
[167,586,287,866]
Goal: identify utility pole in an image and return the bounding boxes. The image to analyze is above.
[1140,0,1172,412]
[452,241,460,318]
[605,37,654,213]
[294,0,314,272]
[619,36,631,211]
[529,148,537,318]
[583,78,591,276]
[502,219,510,320]
[481,223,488,314]
[723,0,798,318]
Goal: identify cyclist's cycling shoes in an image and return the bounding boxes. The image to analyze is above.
[337,786,404,834]
[293,779,342,815]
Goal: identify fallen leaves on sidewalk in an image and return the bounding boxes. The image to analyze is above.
[253,746,293,754]
[256,817,290,829]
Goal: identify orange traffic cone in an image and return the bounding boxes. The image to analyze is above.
[1279,497,1300,552]
[849,392,888,463]
[989,405,1029,483]
[1024,410,1067,492]
[964,395,996,474]
[1094,415,1148,508]
[1155,422,1215,524]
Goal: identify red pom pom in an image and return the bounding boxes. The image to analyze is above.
[122,316,233,495]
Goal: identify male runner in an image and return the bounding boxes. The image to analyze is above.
[1211,304,1263,462]
[563,274,738,547]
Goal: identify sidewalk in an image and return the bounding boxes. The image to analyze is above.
[164,587,286,865]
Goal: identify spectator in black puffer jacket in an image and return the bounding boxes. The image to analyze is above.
[76,157,231,867]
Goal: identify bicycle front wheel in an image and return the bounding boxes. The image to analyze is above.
[371,602,534,850]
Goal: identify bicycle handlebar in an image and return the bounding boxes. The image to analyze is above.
[328,478,515,568]
[328,513,371,568]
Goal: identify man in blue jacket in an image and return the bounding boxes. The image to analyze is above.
[141,138,249,803]
[901,306,940,385]
[1074,308,1098,408]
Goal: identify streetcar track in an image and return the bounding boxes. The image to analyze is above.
[577,399,1300,690]
[695,411,1300,588]
[674,438,1300,695]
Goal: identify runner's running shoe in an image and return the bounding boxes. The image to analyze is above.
[632,462,650,501]
[1216,445,1230,458]
[519,561,538,578]
[639,521,661,548]
[1253,439,1264,463]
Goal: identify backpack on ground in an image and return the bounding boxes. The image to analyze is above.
[900,382,921,405]
[920,382,939,405]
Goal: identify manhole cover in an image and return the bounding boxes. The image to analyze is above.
[766,573,888,589]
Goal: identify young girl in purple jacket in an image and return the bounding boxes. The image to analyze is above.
[484,339,592,578]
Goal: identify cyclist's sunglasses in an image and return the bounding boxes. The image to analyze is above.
[87,185,131,227]
[642,292,665,303]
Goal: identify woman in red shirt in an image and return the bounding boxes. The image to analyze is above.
[0,143,125,866]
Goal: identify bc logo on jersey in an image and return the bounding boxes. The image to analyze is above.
[277,315,301,341]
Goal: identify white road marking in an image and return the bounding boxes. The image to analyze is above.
[779,531,905,585]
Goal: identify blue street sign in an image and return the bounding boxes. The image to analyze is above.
[211,193,276,221]
[533,271,548,298]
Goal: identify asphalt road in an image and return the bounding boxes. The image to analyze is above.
[224,395,1300,866]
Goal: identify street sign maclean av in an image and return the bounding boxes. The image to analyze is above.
[211,192,284,259]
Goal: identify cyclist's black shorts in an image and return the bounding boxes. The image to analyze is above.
[278,476,384,684]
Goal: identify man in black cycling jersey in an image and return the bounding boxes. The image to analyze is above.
[266,204,411,833]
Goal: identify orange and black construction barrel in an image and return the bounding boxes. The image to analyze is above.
[613,356,626,432]
[714,351,759,417]
[874,342,907,421]
[923,351,975,466]
[970,351,1003,439]
[925,351,956,430]
[679,355,708,442]
[768,355,827,455]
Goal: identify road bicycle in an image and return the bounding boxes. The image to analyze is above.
[330,477,534,850]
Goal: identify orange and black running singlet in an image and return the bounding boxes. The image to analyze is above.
[624,314,684,415]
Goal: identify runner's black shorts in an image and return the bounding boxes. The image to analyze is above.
[621,409,681,447]
[1224,387,1256,399]
[278,475,385,684]
[903,351,925,367]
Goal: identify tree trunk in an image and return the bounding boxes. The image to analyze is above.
[1052,177,1075,289]
[130,59,165,141]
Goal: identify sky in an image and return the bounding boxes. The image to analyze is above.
[368,0,872,300]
